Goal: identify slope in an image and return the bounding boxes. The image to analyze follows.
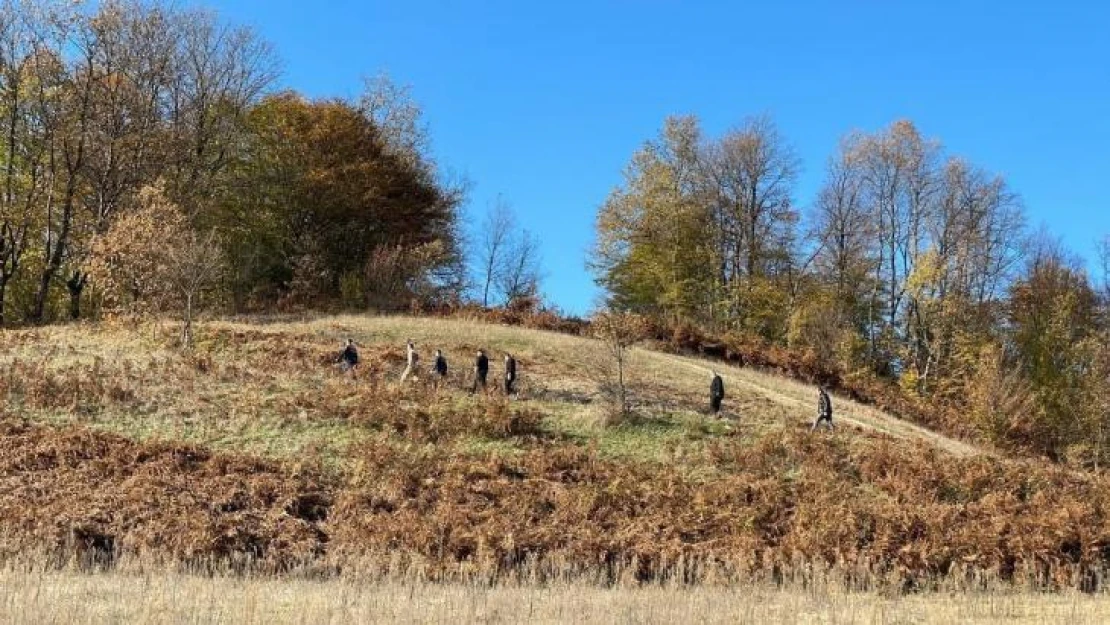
[10,314,1110,591]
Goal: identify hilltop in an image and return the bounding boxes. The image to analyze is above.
[0,314,1107,589]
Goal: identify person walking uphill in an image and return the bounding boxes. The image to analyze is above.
[504,353,518,395]
[433,349,448,378]
[337,338,359,372]
[432,349,448,390]
[400,340,420,384]
[472,349,489,393]
[812,386,834,431]
[709,370,724,415]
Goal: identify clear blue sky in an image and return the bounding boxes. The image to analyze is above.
[207,0,1110,316]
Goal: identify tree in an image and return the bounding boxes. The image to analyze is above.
[15,0,277,323]
[1098,235,1110,312]
[165,5,278,217]
[0,0,72,325]
[591,115,715,320]
[163,226,223,348]
[363,240,456,310]
[1006,236,1098,459]
[700,115,800,332]
[87,182,222,347]
[214,92,464,308]
[495,227,542,306]
[358,71,429,168]
[812,145,873,316]
[591,311,649,415]
[474,196,543,307]
[591,114,800,336]
[477,195,514,307]
[87,184,178,310]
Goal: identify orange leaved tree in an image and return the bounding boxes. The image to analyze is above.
[87,183,224,348]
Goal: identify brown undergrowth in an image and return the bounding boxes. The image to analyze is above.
[4,416,1110,591]
[0,316,1105,592]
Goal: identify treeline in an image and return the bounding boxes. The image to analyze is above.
[0,0,465,327]
[593,115,1110,466]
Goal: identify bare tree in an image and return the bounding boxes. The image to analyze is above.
[167,6,278,216]
[699,114,800,326]
[591,311,649,416]
[813,146,873,304]
[477,195,514,307]
[164,227,224,348]
[1098,236,1110,303]
[495,227,542,306]
[358,71,429,167]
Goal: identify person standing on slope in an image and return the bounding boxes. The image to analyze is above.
[432,349,448,389]
[709,370,725,416]
[812,386,834,431]
[400,340,420,384]
[472,349,489,393]
[337,338,359,373]
[433,349,448,378]
[504,352,518,395]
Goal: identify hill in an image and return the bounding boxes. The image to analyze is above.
[1,314,1108,591]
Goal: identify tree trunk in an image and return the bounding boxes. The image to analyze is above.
[32,57,92,324]
[31,196,72,322]
[617,348,626,413]
[181,292,193,348]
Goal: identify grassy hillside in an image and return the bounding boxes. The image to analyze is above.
[1,314,1108,590]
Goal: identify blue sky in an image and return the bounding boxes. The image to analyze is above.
[207,0,1110,316]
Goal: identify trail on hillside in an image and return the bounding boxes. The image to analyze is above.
[644,351,980,457]
[290,315,981,458]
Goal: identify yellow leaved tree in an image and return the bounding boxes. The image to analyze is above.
[87,183,224,348]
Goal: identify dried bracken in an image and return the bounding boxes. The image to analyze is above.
[4,316,1110,591]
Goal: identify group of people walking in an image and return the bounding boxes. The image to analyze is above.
[707,370,834,431]
[339,339,519,395]
[341,337,833,429]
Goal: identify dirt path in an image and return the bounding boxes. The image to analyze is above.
[654,351,979,457]
[222,314,982,457]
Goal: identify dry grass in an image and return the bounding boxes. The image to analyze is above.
[6,314,1110,594]
[3,565,1110,624]
[0,314,974,461]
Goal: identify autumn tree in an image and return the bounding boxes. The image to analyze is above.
[0,0,68,325]
[592,116,715,321]
[591,311,649,416]
[87,183,222,346]
[0,1,470,323]
[1006,237,1098,459]
[700,115,800,335]
[213,92,464,309]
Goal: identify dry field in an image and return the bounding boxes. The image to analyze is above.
[4,314,1110,622]
[3,566,1110,624]
[0,313,976,461]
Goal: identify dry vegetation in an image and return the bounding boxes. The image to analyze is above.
[6,565,1110,625]
[5,315,1110,621]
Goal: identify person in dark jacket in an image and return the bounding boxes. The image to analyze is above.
[433,349,448,378]
[812,386,834,431]
[709,370,724,415]
[338,339,359,372]
[504,353,518,395]
[471,349,489,393]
